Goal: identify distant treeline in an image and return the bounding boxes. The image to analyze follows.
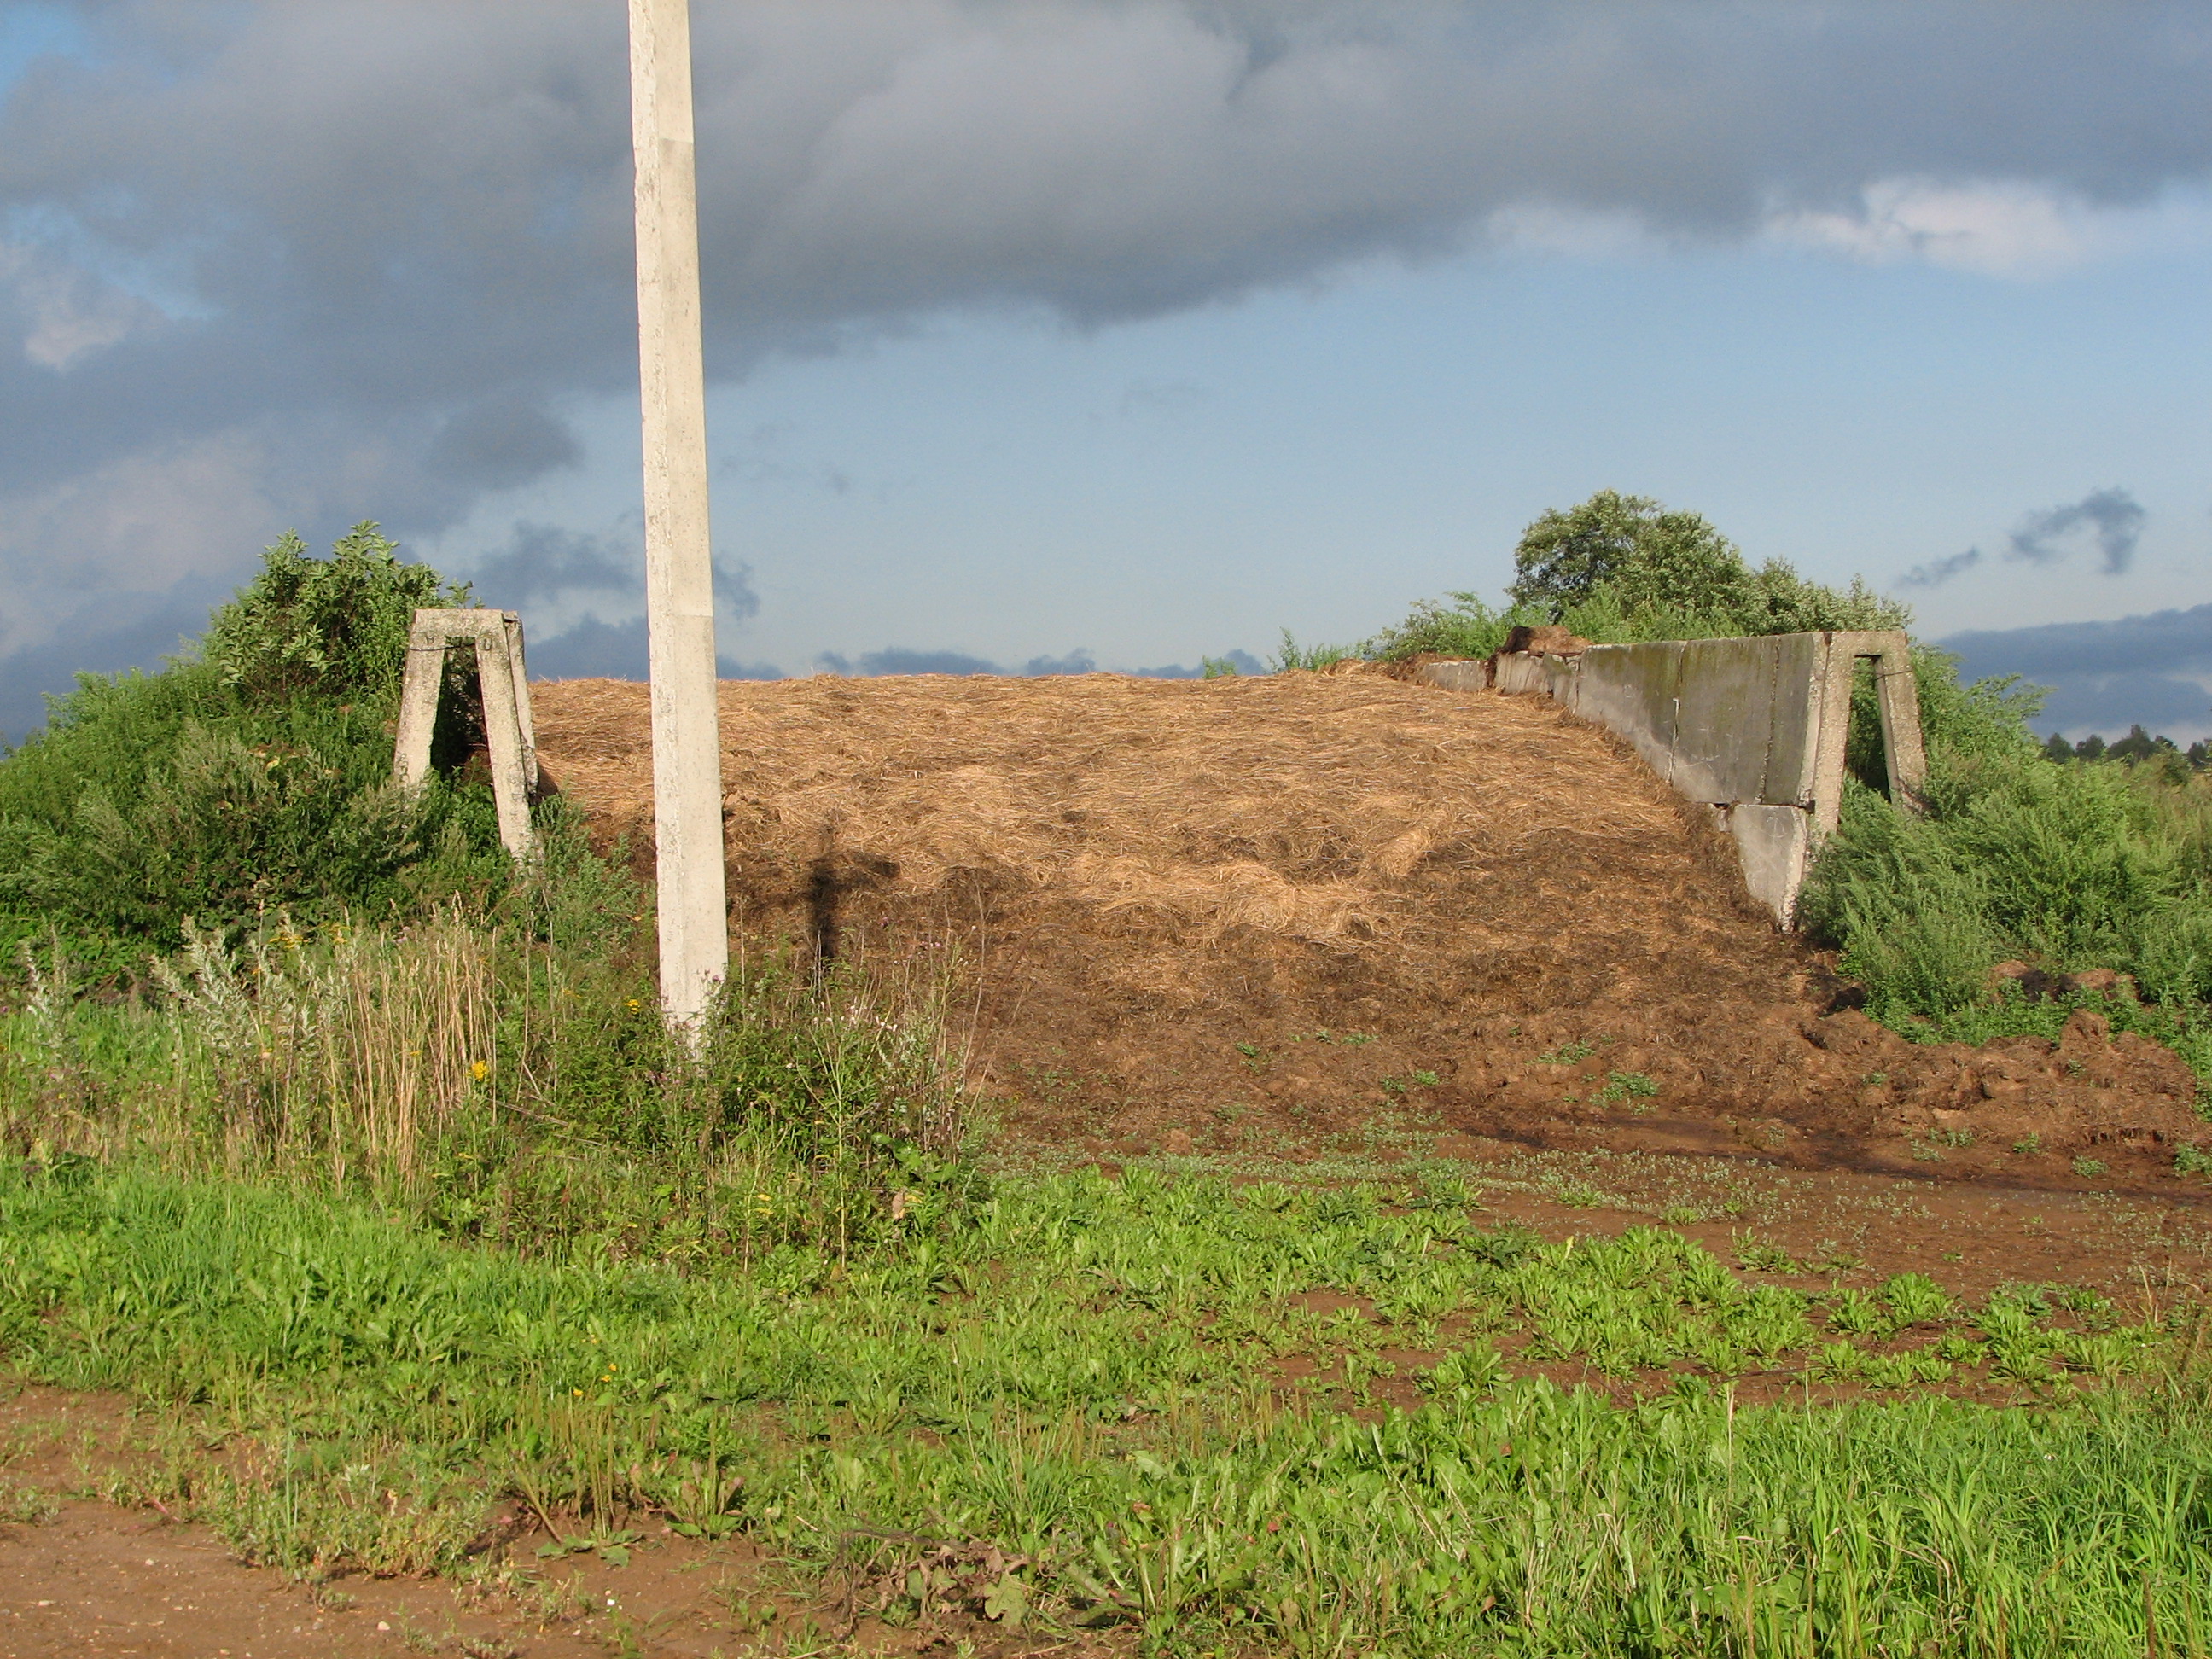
[2043,724,2212,770]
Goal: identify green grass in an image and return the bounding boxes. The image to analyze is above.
[1,1163,2207,1654]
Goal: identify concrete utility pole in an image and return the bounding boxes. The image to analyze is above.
[628,0,728,1029]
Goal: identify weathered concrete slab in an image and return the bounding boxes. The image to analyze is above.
[1419,660,1492,693]
[1759,632,1826,806]
[1668,637,1781,805]
[1565,641,1685,783]
[1714,803,1813,926]
[1488,653,1547,696]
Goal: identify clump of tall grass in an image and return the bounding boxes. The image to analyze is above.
[0,902,976,1261]
[151,912,494,1187]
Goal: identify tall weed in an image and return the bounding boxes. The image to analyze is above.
[1,906,974,1260]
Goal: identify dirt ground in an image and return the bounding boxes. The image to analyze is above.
[8,670,2206,1655]
[533,671,2209,1192]
[0,1393,1067,1659]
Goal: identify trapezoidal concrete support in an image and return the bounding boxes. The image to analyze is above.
[392,607,539,861]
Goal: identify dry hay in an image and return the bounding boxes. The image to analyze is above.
[528,672,2205,1185]
[537,671,1687,952]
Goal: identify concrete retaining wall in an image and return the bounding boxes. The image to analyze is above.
[1417,631,1924,926]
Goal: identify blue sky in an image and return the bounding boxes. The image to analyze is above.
[3,2,2210,740]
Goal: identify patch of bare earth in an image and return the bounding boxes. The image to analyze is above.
[532,671,2207,1190]
[0,1389,1096,1658]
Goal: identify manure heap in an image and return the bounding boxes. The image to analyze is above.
[532,672,2201,1185]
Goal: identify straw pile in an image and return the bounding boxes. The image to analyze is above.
[530,669,1732,953]
[529,670,2200,1175]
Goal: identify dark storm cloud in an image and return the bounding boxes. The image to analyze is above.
[6,1,2212,717]
[0,579,226,746]
[458,521,760,619]
[430,399,585,492]
[2034,672,2211,738]
[7,3,2212,507]
[2006,487,2148,574]
[1899,547,1985,589]
[527,614,782,684]
[1943,602,2212,683]
[817,648,1005,677]
[811,644,1254,678]
[1941,602,2212,737]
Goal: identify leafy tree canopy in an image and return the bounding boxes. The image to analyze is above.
[1508,489,1911,637]
[204,521,469,712]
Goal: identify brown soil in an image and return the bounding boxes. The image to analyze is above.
[532,672,2206,1190]
[0,1394,1081,1659]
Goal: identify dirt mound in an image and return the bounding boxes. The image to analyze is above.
[530,672,2204,1184]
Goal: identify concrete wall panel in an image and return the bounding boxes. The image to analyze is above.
[1421,660,1492,693]
[1491,654,1549,696]
[1566,642,1684,783]
[1669,637,1783,805]
[1758,632,1827,806]
[1720,804,1812,924]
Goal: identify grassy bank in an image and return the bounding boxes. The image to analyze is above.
[3,888,970,1266]
[0,1162,2207,1655]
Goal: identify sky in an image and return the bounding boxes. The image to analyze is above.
[3,0,2211,742]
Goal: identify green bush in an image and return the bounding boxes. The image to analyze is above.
[1506,489,1909,640]
[0,525,496,970]
[1365,490,1909,664]
[1796,783,2000,1019]
[1803,679,2212,1073]
[205,521,466,706]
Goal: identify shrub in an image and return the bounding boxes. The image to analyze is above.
[1365,491,1909,665]
[204,521,466,708]
[0,527,498,969]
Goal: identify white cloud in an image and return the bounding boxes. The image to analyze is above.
[0,431,279,653]
[0,240,159,369]
[1766,178,2212,277]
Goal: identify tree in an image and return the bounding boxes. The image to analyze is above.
[2041,731,2075,764]
[1509,490,1748,620]
[204,522,466,711]
[2107,724,2162,763]
[1507,490,1912,637]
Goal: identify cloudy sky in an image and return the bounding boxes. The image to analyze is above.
[3,1,2211,742]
